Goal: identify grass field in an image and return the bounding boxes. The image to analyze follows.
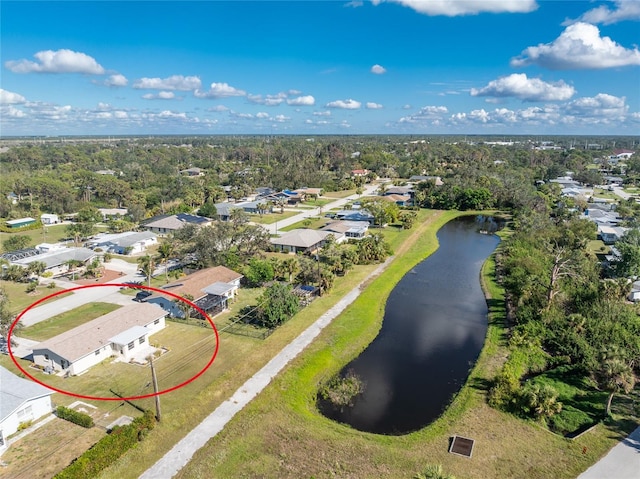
[20,302,121,341]
[0,279,69,315]
[6,209,637,479]
[279,216,327,232]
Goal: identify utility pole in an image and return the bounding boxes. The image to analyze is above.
[149,354,161,422]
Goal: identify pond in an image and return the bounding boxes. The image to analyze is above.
[318,215,501,434]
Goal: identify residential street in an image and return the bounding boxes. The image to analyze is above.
[576,425,640,479]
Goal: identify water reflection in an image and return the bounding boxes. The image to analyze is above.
[318,216,501,434]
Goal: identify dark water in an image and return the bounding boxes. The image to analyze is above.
[318,216,501,435]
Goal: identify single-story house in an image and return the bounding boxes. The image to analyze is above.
[0,366,54,449]
[598,225,627,244]
[87,231,158,255]
[180,167,205,177]
[32,303,167,375]
[351,169,369,177]
[384,186,414,197]
[6,192,19,205]
[320,221,369,242]
[98,208,128,221]
[12,247,96,276]
[611,149,635,160]
[381,194,412,206]
[40,214,59,225]
[334,209,375,225]
[214,202,244,221]
[146,266,243,319]
[255,187,277,198]
[142,213,212,235]
[270,229,332,254]
[5,217,36,229]
[293,187,323,198]
[409,175,443,186]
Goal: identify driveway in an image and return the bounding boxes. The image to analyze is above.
[577,426,640,479]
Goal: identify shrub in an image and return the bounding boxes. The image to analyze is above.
[42,271,54,278]
[47,281,56,289]
[56,406,94,428]
[320,370,365,409]
[54,411,155,479]
[25,281,38,293]
[17,420,33,431]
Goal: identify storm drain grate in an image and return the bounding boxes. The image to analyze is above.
[449,435,475,458]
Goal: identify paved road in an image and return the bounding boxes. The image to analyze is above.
[577,425,640,479]
[261,184,380,235]
[140,256,393,479]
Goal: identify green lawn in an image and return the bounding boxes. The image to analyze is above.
[20,302,121,341]
[0,224,70,252]
[279,216,327,232]
[0,279,69,315]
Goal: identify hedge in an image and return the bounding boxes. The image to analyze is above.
[55,406,94,428]
[54,411,156,479]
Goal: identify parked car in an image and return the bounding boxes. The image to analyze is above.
[134,290,152,302]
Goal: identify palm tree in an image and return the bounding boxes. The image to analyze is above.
[524,383,562,419]
[598,358,636,416]
[283,257,299,283]
[156,241,175,283]
[26,260,47,278]
[137,255,156,287]
[174,293,195,320]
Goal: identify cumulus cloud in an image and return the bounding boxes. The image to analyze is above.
[104,74,128,87]
[194,82,247,99]
[564,93,627,118]
[399,105,448,123]
[371,64,387,74]
[208,105,230,112]
[1,106,27,118]
[247,92,287,106]
[0,89,26,105]
[287,95,315,106]
[5,49,105,74]
[256,112,269,119]
[313,110,331,116]
[142,91,176,100]
[372,0,537,16]
[564,0,640,25]
[326,99,361,109]
[133,75,201,91]
[273,114,290,122]
[470,73,576,101]
[511,22,640,69]
[366,102,384,109]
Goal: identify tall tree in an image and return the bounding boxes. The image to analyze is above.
[137,255,156,287]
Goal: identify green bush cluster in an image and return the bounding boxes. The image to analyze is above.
[54,411,156,479]
[55,406,94,428]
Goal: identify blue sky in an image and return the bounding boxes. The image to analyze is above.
[1,0,639,136]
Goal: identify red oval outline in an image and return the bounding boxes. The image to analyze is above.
[8,283,219,401]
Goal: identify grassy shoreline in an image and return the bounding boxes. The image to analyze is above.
[94,210,637,478]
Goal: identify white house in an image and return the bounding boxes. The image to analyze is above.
[0,366,54,450]
[32,303,167,375]
[40,214,59,225]
[12,247,96,276]
[87,231,158,255]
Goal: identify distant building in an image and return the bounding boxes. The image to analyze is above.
[180,167,205,177]
[5,217,36,229]
[10,247,96,276]
[40,214,59,225]
[270,229,332,254]
[142,213,212,235]
[87,231,158,255]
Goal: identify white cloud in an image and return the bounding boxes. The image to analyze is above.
[208,105,229,112]
[366,102,384,109]
[403,104,412,109]
[371,64,387,74]
[1,106,27,118]
[0,89,26,104]
[287,95,315,106]
[470,73,576,101]
[564,93,628,118]
[273,114,290,123]
[5,49,105,74]
[247,92,287,106]
[511,22,640,69]
[564,0,640,25]
[313,110,331,116]
[372,0,537,16]
[326,99,361,109]
[133,75,201,91]
[194,82,247,99]
[142,91,176,100]
[256,112,269,119]
[104,74,128,87]
[398,105,448,124]
[344,1,364,7]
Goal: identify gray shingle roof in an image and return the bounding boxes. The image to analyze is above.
[0,366,53,423]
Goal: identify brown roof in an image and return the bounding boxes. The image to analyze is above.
[156,266,243,300]
[33,303,167,363]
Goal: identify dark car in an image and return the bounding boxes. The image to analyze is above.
[134,290,152,302]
